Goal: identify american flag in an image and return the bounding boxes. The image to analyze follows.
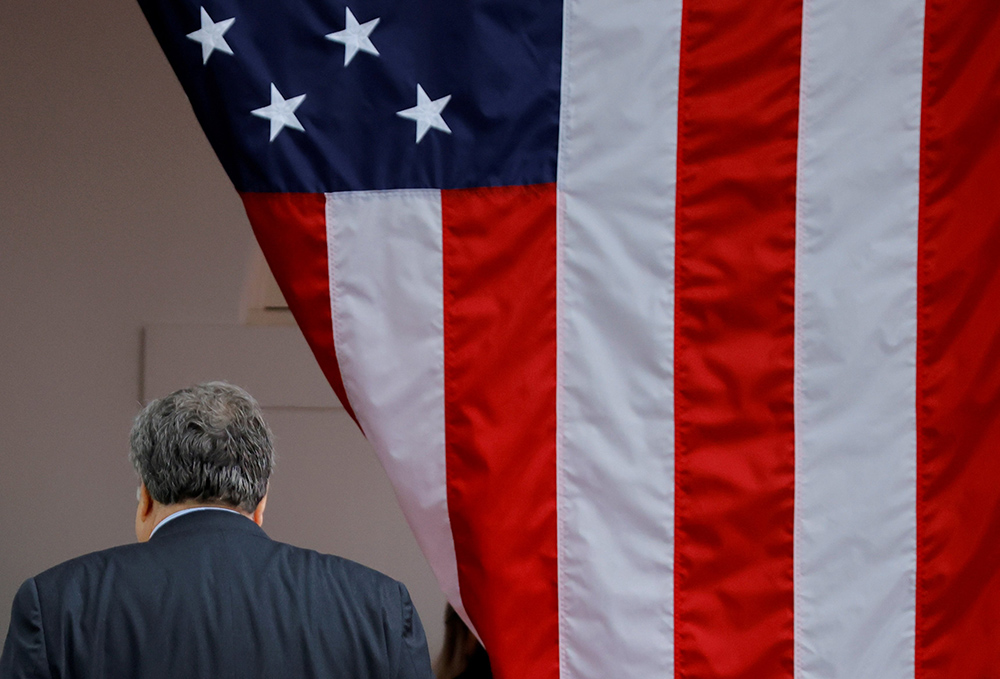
[137,0,1000,677]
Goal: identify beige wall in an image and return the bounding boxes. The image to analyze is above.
[0,0,445,654]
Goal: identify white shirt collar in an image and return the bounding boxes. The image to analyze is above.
[149,506,245,538]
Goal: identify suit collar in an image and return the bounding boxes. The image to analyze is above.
[148,506,269,541]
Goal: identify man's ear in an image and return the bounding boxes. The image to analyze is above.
[135,483,156,542]
[252,493,267,527]
[138,484,154,520]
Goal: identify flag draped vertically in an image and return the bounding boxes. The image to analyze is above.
[138,0,1000,677]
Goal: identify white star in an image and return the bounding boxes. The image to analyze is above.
[325,8,380,66]
[251,84,307,142]
[186,7,235,64]
[396,84,452,143]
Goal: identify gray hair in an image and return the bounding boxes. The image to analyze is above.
[129,382,274,512]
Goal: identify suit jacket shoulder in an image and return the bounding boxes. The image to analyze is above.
[1,511,433,679]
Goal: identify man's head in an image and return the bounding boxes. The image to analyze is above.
[130,382,274,540]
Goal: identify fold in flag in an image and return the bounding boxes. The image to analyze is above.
[138,0,1000,677]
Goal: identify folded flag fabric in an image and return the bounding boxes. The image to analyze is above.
[137,0,1000,677]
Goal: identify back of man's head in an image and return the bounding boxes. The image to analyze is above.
[129,382,274,513]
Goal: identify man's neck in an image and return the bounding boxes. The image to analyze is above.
[148,504,248,538]
[136,487,267,542]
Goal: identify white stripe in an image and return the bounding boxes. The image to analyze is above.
[556,0,682,674]
[794,0,924,676]
[326,190,473,630]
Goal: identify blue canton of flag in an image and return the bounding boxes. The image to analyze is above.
[137,0,563,193]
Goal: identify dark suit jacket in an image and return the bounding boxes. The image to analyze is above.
[0,510,433,679]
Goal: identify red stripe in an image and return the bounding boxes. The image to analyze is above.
[441,184,559,679]
[917,5,1000,676]
[240,192,357,423]
[673,1,800,676]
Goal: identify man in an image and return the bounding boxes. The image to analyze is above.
[1,382,434,679]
